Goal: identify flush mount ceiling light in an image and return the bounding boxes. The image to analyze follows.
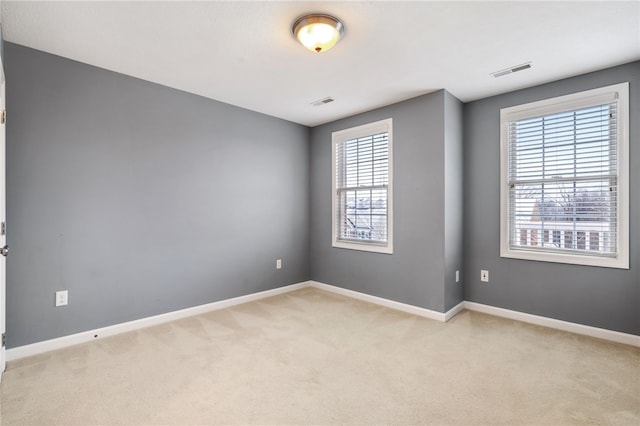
[292,13,344,53]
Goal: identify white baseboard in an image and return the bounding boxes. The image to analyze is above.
[6,281,311,362]
[7,280,638,361]
[309,281,462,323]
[444,301,466,322]
[464,301,640,348]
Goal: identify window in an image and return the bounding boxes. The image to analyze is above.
[332,118,393,254]
[500,83,629,269]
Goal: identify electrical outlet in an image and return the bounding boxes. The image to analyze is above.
[276,259,282,270]
[455,270,460,283]
[55,290,68,307]
[480,270,489,283]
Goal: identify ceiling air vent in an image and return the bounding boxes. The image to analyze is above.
[311,97,334,106]
[491,62,532,78]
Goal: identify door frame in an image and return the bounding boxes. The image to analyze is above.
[0,55,6,379]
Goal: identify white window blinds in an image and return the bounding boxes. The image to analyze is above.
[332,118,393,254]
[500,82,629,269]
[336,132,389,243]
[508,102,618,255]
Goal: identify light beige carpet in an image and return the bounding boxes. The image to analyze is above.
[1,287,638,425]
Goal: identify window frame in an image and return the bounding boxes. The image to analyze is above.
[500,82,629,269]
[332,118,393,254]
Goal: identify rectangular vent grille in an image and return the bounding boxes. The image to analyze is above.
[491,62,532,78]
[311,97,334,106]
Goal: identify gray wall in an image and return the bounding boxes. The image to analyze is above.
[5,41,637,348]
[5,43,310,347]
[463,61,639,335]
[443,91,464,311]
[309,90,464,313]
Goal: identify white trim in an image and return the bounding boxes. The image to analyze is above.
[6,281,310,361]
[331,118,394,255]
[444,301,466,322]
[499,82,629,269]
[7,280,637,361]
[308,281,461,323]
[0,58,5,382]
[464,301,640,348]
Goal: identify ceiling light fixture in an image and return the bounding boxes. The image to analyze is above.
[292,13,344,53]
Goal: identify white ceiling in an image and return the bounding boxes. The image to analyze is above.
[1,1,639,127]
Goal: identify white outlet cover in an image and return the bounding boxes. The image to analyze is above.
[55,290,69,306]
[480,270,489,282]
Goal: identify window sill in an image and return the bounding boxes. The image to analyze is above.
[333,240,393,254]
[500,247,628,269]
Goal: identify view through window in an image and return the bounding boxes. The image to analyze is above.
[500,83,628,268]
[332,118,393,254]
